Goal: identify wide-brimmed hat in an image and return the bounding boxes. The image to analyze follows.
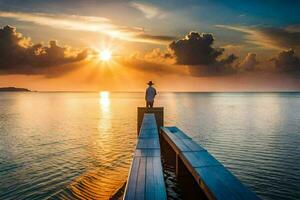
[147,81,154,85]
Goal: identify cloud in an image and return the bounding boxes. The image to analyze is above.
[136,34,176,43]
[271,49,300,72]
[286,25,300,32]
[169,32,223,65]
[130,2,166,19]
[121,58,182,75]
[216,25,300,51]
[259,27,300,51]
[120,49,183,75]
[0,25,87,75]
[168,32,238,76]
[142,48,175,64]
[219,54,238,65]
[0,11,174,44]
[238,53,259,71]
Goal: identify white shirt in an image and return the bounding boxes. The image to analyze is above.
[145,86,157,102]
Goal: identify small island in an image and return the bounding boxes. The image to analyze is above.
[0,87,31,92]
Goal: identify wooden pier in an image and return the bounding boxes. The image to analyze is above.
[160,126,260,200]
[137,107,164,135]
[123,111,167,200]
[123,107,260,200]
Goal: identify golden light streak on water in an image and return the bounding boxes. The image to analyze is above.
[99,91,111,134]
[99,91,110,109]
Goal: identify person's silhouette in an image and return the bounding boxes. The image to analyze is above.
[145,81,157,108]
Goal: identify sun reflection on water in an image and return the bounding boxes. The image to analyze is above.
[98,91,111,133]
[99,91,110,109]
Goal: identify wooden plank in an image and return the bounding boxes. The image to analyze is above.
[181,139,206,151]
[171,139,206,152]
[140,124,157,131]
[141,120,157,126]
[135,149,161,157]
[142,114,156,123]
[195,166,260,200]
[142,116,154,122]
[160,126,260,200]
[137,108,164,135]
[125,112,167,200]
[195,166,238,200]
[137,139,160,149]
[197,166,260,200]
[135,156,146,200]
[160,137,194,152]
[173,130,191,139]
[162,126,191,139]
[171,139,192,152]
[162,130,178,142]
[145,157,155,200]
[140,114,157,132]
[139,129,159,138]
[182,151,221,168]
[153,156,167,200]
[160,129,181,155]
[124,157,140,200]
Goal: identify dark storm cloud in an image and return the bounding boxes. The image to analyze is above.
[272,49,300,72]
[260,27,300,51]
[217,25,300,51]
[0,25,87,75]
[169,32,223,65]
[168,32,238,76]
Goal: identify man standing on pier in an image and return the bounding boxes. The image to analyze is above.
[145,81,157,108]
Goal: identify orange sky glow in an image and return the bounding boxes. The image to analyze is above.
[0,1,299,91]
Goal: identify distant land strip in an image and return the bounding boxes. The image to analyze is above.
[0,87,31,92]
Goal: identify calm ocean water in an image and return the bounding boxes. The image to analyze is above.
[0,92,299,200]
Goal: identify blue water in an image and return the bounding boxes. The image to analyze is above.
[0,92,299,199]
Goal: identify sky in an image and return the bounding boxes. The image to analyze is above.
[0,0,299,91]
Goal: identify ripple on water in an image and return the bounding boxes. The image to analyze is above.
[48,164,129,200]
[0,92,300,200]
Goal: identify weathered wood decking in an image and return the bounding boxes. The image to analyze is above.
[123,108,260,200]
[137,107,164,135]
[161,126,260,200]
[123,113,167,200]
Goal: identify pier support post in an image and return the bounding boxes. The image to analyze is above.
[137,107,164,135]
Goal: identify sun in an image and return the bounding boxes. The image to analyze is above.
[99,50,112,61]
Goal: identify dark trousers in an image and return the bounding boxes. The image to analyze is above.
[146,101,154,108]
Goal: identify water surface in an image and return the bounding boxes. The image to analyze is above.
[0,92,299,199]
